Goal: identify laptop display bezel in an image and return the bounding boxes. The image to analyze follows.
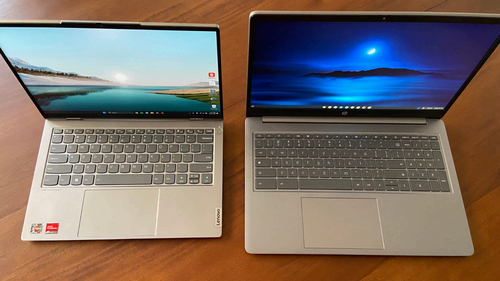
[0,21,223,119]
[245,12,500,118]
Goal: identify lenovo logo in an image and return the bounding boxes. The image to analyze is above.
[215,207,222,227]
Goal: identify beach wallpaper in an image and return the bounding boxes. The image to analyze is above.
[0,27,220,113]
[250,21,500,109]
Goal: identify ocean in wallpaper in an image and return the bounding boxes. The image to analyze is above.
[250,71,463,107]
[28,85,219,112]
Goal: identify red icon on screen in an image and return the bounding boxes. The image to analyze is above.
[208,72,215,78]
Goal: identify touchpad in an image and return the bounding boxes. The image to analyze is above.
[302,198,384,249]
[79,189,159,238]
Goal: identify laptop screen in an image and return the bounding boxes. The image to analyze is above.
[0,23,222,118]
[246,13,500,118]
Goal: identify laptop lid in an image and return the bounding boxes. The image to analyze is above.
[246,12,500,119]
[0,21,222,119]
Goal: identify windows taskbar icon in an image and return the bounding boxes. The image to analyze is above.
[99,111,219,116]
[132,111,164,115]
[322,106,372,109]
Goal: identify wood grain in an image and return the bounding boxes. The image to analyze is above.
[1,0,500,280]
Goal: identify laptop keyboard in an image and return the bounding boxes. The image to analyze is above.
[43,128,215,187]
[253,133,451,192]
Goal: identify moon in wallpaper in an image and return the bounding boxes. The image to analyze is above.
[367,48,376,55]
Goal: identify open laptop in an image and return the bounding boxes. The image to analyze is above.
[245,11,500,255]
[0,21,223,240]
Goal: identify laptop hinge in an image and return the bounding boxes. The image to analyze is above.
[262,116,427,125]
[189,118,204,121]
[65,118,83,121]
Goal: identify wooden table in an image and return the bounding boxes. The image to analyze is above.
[1,0,500,280]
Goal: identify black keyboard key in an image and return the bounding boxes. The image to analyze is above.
[441,181,450,192]
[47,154,68,163]
[43,175,59,186]
[73,164,85,174]
[190,164,213,172]
[85,164,96,173]
[46,164,72,174]
[95,174,152,185]
[399,180,410,191]
[256,169,276,177]
[374,180,385,191]
[59,175,71,185]
[83,175,95,185]
[363,180,374,191]
[277,179,298,189]
[50,144,66,153]
[410,181,430,191]
[299,179,352,190]
[164,174,175,184]
[386,141,402,149]
[72,175,83,185]
[153,174,164,184]
[255,179,276,189]
[256,159,271,167]
[386,160,406,169]
[194,154,213,162]
[352,180,363,190]
[431,141,440,150]
[143,164,155,173]
[430,181,441,192]
[96,164,108,173]
[86,135,97,143]
[109,135,120,143]
[201,174,212,184]
[198,135,213,143]
[51,135,63,143]
[120,135,130,143]
[165,164,176,173]
[438,171,450,192]
[433,151,445,169]
[384,170,408,179]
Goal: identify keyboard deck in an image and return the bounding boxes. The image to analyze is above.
[253,133,451,192]
[43,128,215,187]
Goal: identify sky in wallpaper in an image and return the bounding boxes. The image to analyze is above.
[249,21,500,108]
[0,27,219,86]
[0,27,221,113]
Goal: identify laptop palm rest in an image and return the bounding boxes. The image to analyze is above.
[78,189,159,238]
[302,198,384,249]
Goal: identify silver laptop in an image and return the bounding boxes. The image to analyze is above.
[245,11,500,255]
[0,21,223,240]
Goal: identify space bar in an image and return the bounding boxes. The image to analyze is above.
[299,179,352,190]
[95,175,152,185]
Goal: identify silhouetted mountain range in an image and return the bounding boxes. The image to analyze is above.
[8,57,104,80]
[9,57,60,73]
[306,67,433,78]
